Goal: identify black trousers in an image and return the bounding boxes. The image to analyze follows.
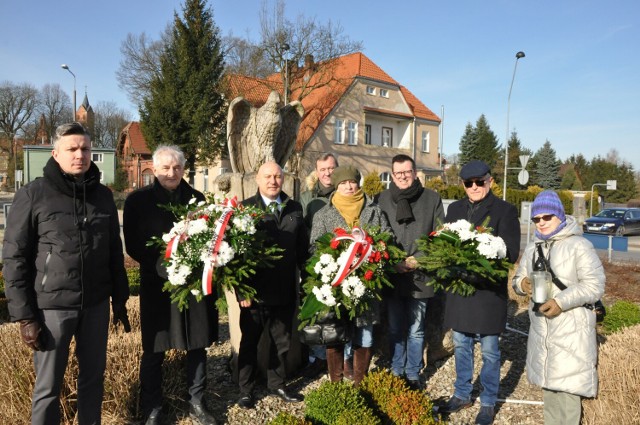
[237,304,293,395]
[139,348,207,415]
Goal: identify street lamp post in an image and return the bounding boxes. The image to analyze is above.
[282,43,290,105]
[61,64,76,121]
[502,51,525,201]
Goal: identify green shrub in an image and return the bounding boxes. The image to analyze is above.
[601,300,640,334]
[126,267,141,296]
[360,369,439,425]
[362,171,384,198]
[269,412,312,425]
[304,380,379,425]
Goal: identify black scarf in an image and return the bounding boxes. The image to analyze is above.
[315,181,334,197]
[389,179,424,224]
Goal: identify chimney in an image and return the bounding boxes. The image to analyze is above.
[304,54,314,69]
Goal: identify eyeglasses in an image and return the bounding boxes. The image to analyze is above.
[392,170,414,178]
[463,179,487,188]
[532,214,555,224]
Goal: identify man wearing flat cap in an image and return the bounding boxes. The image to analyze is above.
[439,160,520,425]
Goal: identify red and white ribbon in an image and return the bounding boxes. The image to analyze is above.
[201,197,238,295]
[330,227,373,287]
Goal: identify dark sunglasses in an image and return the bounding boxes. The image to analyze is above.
[532,214,555,224]
[463,179,487,188]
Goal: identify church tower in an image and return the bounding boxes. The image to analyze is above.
[76,91,95,138]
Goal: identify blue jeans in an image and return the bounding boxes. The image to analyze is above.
[452,331,501,407]
[387,296,427,380]
[345,324,373,359]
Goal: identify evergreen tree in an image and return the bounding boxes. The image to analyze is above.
[458,115,500,170]
[588,157,637,203]
[532,140,561,189]
[140,0,226,182]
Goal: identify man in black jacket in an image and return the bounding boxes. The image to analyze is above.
[3,122,130,424]
[439,160,521,425]
[123,145,218,425]
[378,154,444,390]
[235,161,308,409]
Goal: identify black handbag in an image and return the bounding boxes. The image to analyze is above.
[536,244,606,322]
[299,311,352,346]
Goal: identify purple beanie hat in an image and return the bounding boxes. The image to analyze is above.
[531,190,566,222]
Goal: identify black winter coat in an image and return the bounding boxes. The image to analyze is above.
[241,191,308,307]
[3,157,129,321]
[443,191,521,334]
[123,179,218,352]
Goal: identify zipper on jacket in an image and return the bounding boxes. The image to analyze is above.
[41,247,52,287]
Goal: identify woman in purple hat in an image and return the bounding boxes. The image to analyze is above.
[513,190,605,424]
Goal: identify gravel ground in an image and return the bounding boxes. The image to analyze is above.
[197,304,545,425]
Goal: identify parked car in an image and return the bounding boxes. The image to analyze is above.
[582,207,640,236]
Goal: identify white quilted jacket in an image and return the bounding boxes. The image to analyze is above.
[513,216,605,397]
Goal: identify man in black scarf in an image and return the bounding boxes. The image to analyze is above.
[378,154,444,390]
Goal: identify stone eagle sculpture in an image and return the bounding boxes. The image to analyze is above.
[227,90,304,173]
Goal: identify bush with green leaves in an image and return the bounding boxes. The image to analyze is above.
[126,267,141,296]
[360,369,439,425]
[601,300,640,334]
[269,412,312,425]
[304,380,380,425]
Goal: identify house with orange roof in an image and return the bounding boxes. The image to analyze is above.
[225,51,442,189]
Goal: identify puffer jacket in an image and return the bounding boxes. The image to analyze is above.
[3,157,129,321]
[512,216,605,397]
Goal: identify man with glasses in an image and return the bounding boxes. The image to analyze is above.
[378,154,444,390]
[439,160,520,425]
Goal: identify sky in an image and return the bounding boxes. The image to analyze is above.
[2,0,639,170]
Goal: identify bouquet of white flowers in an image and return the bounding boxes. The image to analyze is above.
[153,194,282,311]
[416,218,511,296]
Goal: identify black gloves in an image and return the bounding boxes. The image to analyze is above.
[155,256,169,280]
[112,302,131,333]
[19,320,45,351]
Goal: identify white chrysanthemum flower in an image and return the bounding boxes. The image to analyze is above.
[191,289,201,296]
[162,233,173,243]
[313,284,336,306]
[320,273,332,284]
[187,218,209,236]
[232,215,256,234]
[215,241,236,266]
[314,262,324,274]
[206,204,216,212]
[341,275,365,301]
[168,264,191,286]
[319,253,333,265]
[475,233,507,259]
[449,219,475,241]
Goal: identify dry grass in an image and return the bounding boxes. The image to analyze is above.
[0,298,192,424]
[582,324,640,424]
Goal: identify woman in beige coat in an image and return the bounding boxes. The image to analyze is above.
[513,191,605,425]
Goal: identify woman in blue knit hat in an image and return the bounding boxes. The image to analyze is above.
[512,190,605,424]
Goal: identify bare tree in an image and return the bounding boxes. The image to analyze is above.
[223,33,273,78]
[256,0,363,101]
[0,81,39,184]
[92,101,132,148]
[38,83,72,143]
[116,28,171,107]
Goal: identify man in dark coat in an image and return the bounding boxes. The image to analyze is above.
[377,154,444,390]
[235,161,308,409]
[123,146,218,425]
[3,122,130,424]
[439,160,521,425]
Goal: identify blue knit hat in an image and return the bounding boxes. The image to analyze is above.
[531,191,566,222]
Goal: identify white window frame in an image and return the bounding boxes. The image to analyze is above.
[219,167,229,175]
[421,131,430,153]
[347,121,357,145]
[380,88,389,98]
[366,86,376,95]
[334,119,345,144]
[92,153,104,163]
[382,127,393,147]
[380,172,391,189]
